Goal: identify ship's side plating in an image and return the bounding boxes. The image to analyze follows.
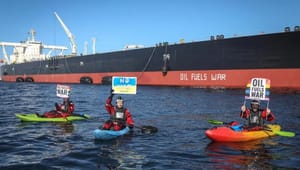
[1,31,300,89]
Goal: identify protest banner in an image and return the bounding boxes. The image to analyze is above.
[245,78,270,101]
[56,84,71,98]
[112,76,137,94]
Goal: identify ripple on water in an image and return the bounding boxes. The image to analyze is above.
[0,82,299,169]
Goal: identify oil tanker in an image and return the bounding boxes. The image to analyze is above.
[1,13,300,90]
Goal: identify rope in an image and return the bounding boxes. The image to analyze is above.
[137,46,157,80]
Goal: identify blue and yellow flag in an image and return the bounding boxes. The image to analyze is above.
[112,76,137,94]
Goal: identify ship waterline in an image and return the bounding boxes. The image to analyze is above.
[2,68,300,90]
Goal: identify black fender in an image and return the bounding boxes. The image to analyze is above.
[16,77,25,82]
[25,77,34,82]
[162,53,170,76]
[80,77,93,84]
[101,76,112,85]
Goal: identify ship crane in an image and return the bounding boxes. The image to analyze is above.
[54,12,77,56]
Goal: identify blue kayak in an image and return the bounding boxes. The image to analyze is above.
[93,127,129,140]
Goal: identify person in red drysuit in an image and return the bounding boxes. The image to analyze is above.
[101,89,134,131]
[43,98,75,118]
[240,100,275,129]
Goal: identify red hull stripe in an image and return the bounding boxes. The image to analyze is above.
[3,68,300,89]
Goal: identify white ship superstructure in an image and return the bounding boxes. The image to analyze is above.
[0,29,68,64]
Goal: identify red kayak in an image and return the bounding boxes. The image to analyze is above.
[205,124,280,142]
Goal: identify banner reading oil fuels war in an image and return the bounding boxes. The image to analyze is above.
[112,76,137,94]
[245,78,270,101]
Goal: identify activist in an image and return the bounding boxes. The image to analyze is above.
[101,89,134,131]
[240,100,275,129]
[43,97,75,118]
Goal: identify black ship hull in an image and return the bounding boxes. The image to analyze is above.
[1,31,300,90]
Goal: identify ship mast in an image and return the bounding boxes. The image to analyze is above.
[29,29,36,42]
[54,12,77,56]
[92,37,96,54]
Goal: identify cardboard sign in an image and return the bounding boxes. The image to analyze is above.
[245,78,270,101]
[112,76,137,94]
[56,84,71,98]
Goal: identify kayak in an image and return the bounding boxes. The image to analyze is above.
[205,124,281,142]
[93,127,129,140]
[15,113,89,122]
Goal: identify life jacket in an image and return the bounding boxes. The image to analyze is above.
[59,101,74,114]
[61,102,70,113]
[110,107,127,124]
[248,109,263,127]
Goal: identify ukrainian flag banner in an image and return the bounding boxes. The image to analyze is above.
[245,78,270,101]
[112,76,137,94]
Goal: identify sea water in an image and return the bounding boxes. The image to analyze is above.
[0,82,299,169]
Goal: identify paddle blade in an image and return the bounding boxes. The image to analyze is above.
[82,114,90,119]
[275,131,295,137]
[136,125,158,134]
[208,119,224,125]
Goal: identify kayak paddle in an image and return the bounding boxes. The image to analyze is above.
[208,119,239,125]
[264,125,295,137]
[208,119,226,125]
[135,125,158,134]
[274,131,295,137]
[208,119,295,137]
[71,113,90,119]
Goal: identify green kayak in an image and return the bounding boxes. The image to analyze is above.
[15,113,90,122]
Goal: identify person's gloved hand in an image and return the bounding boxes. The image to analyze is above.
[241,105,246,112]
[110,88,114,95]
[266,108,271,117]
[109,88,114,99]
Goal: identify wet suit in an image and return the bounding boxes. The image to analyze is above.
[102,95,134,131]
[43,100,75,118]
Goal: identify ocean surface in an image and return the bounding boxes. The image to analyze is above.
[0,82,299,170]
